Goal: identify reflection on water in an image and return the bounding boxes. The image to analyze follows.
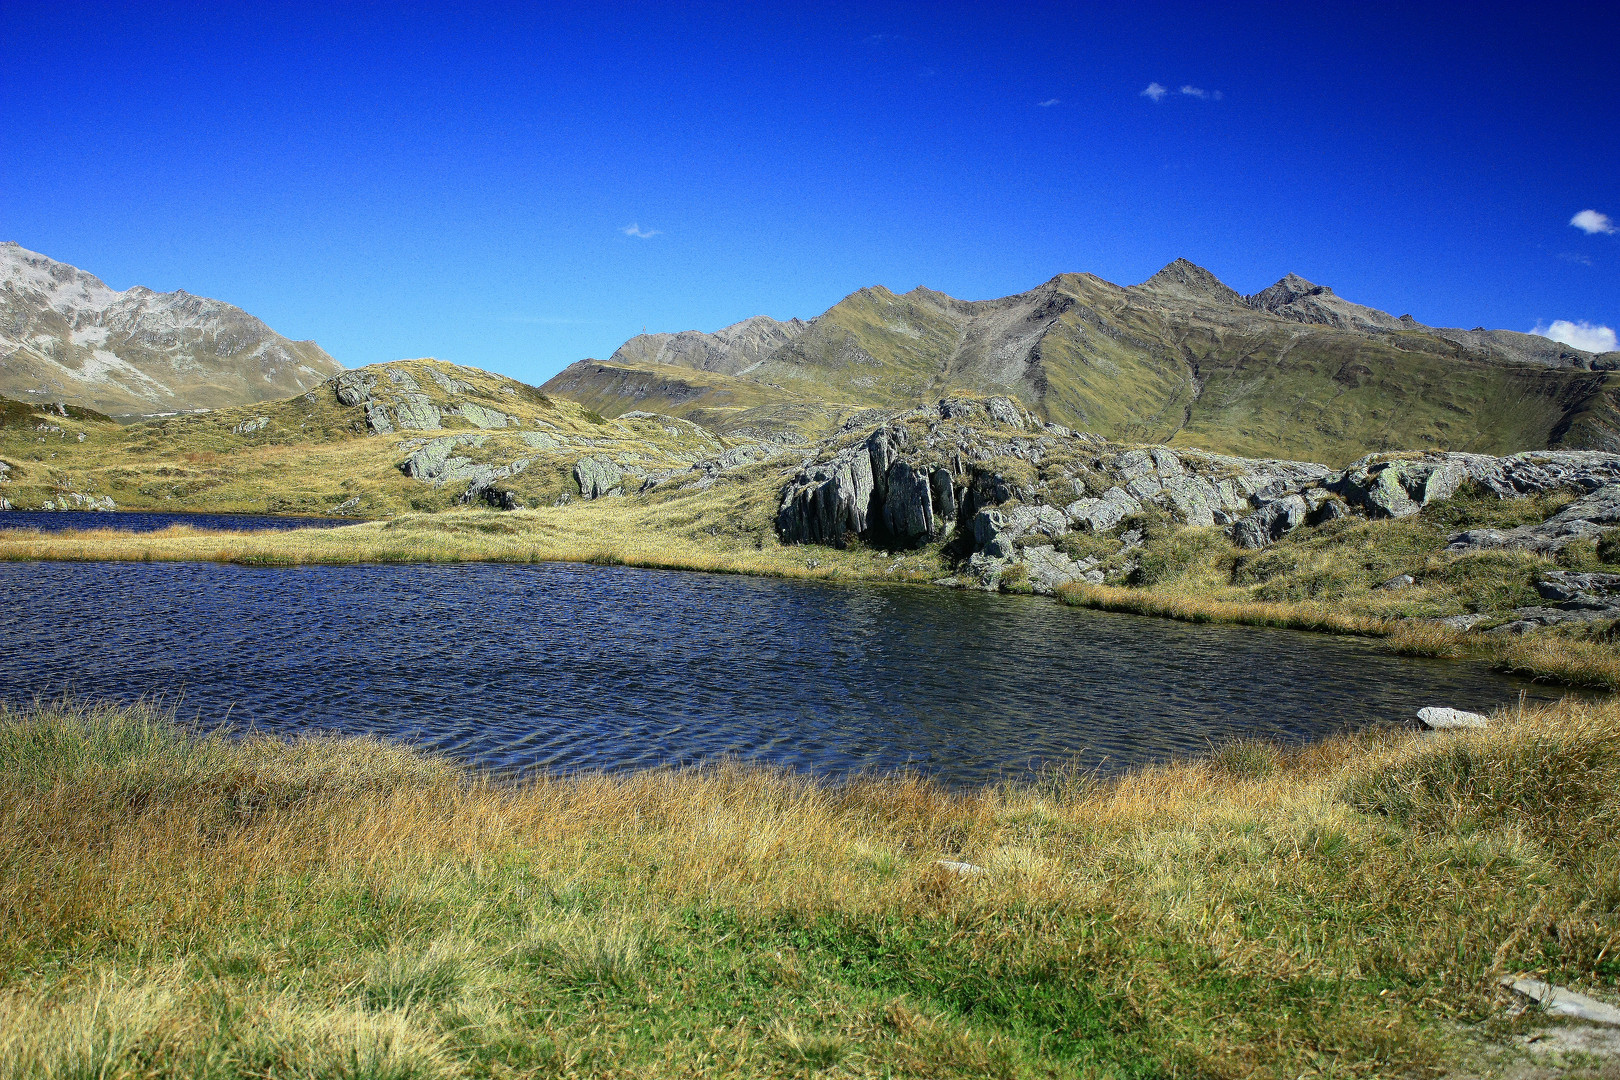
[0,561,1561,784]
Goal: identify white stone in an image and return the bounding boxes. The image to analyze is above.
[1417,706,1489,730]
[1501,977,1620,1026]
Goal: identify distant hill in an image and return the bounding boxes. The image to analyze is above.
[0,242,342,417]
[544,259,1620,464]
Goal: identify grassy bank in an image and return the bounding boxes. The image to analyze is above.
[4,698,1619,1078]
[0,506,943,585]
[1054,582,1620,691]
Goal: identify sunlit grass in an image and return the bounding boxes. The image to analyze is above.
[3,696,1618,1077]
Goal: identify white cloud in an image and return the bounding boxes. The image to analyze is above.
[1141,82,1168,102]
[1572,209,1617,235]
[1037,98,1060,107]
[1180,85,1207,98]
[1559,251,1595,266]
[1533,319,1619,354]
[620,223,661,239]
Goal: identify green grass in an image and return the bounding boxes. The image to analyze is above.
[3,697,1619,1078]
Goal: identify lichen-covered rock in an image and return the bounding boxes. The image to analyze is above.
[1065,486,1141,533]
[776,444,876,544]
[332,371,378,407]
[1449,483,1620,554]
[575,456,625,499]
[455,403,511,429]
[392,398,442,431]
[882,461,937,540]
[363,401,394,434]
[1018,544,1092,594]
[972,503,1068,557]
[1232,494,1309,548]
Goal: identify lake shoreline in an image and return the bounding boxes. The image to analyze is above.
[4,695,1616,1078]
[4,509,1620,693]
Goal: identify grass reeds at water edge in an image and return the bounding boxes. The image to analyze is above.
[1056,581,1620,691]
[4,698,1620,1078]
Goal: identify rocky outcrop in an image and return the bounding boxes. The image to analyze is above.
[331,366,443,434]
[574,456,624,499]
[775,400,1620,596]
[39,491,116,511]
[1232,494,1309,549]
[1488,569,1620,633]
[1449,484,1620,556]
[775,441,876,544]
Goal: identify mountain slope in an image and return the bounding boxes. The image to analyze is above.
[544,260,1620,464]
[0,242,342,416]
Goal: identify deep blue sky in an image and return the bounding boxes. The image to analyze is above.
[3,2,1617,380]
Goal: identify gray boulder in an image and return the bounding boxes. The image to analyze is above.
[1019,544,1093,594]
[1418,707,1489,730]
[455,403,511,429]
[363,401,394,434]
[392,397,442,431]
[574,456,625,499]
[974,503,1069,558]
[333,371,378,406]
[776,444,875,544]
[1066,486,1141,533]
[1232,494,1309,548]
[882,461,937,540]
[1536,571,1620,607]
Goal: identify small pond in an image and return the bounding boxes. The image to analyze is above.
[0,561,1562,784]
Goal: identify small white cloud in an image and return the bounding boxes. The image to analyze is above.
[1141,82,1168,102]
[1180,85,1208,99]
[1559,251,1596,266]
[1037,98,1060,107]
[1533,319,1619,354]
[1572,209,1617,235]
[620,223,661,239]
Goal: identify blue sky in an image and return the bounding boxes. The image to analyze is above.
[3,2,1617,381]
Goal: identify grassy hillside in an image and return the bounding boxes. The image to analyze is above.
[0,360,734,518]
[3,696,1617,1078]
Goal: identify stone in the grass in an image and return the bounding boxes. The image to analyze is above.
[1500,977,1620,1027]
[936,859,989,877]
[1417,706,1489,730]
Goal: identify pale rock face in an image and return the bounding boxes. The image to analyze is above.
[0,242,342,415]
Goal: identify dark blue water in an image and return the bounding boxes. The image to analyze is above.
[0,510,351,532]
[0,561,1562,784]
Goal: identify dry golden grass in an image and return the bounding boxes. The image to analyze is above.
[1054,580,1386,635]
[0,504,942,585]
[3,696,1619,1077]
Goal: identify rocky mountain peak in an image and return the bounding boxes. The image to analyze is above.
[1247,273,1332,310]
[1243,272,1405,333]
[0,242,341,416]
[1129,259,1243,305]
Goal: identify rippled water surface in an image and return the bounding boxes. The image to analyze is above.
[0,510,350,532]
[0,561,1558,784]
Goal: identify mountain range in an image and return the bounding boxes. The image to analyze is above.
[0,242,341,417]
[544,259,1620,462]
[6,242,1618,465]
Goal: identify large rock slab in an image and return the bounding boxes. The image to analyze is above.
[574,456,625,499]
[1449,484,1620,555]
[1232,494,1309,548]
[776,443,876,544]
